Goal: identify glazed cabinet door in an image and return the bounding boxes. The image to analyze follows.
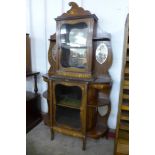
[52,81,87,134]
[56,18,95,75]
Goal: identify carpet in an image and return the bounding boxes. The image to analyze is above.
[26,122,114,155]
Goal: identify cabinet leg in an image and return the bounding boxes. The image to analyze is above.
[51,128,54,140]
[82,137,86,151]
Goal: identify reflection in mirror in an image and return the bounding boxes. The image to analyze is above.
[61,47,87,68]
[60,22,88,68]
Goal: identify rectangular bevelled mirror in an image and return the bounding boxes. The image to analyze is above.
[60,22,88,69]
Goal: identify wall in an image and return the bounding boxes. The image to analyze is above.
[26,0,128,129]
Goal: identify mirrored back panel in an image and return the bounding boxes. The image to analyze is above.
[60,22,88,69]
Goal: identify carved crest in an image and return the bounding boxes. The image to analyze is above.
[56,2,92,19]
[49,33,56,41]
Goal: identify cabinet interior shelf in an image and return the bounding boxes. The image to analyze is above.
[57,98,81,109]
[61,45,87,49]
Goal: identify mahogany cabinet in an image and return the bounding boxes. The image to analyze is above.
[43,2,113,150]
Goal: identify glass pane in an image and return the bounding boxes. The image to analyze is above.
[61,47,87,68]
[60,22,88,68]
[55,84,82,129]
[55,84,82,108]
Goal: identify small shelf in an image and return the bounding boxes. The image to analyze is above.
[61,44,87,49]
[87,98,109,108]
[93,34,111,41]
[57,98,81,109]
[56,103,80,109]
[87,122,108,139]
[56,106,81,129]
[55,84,82,110]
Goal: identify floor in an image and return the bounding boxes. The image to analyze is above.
[26,122,114,155]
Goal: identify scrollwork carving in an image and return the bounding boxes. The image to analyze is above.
[48,33,56,75]
[57,2,91,19]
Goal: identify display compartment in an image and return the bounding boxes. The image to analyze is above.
[60,22,88,69]
[53,82,85,130]
[55,18,96,79]
[56,106,81,129]
[42,2,112,150]
[55,84,82,109]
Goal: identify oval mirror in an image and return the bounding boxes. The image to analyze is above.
[96,42,108,64]
[98,105,108,116]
